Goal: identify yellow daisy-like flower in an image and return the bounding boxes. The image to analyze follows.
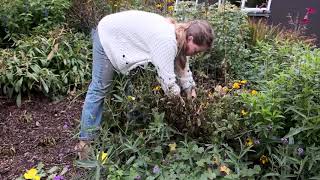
[127,95,136,101]
[97,151,108,165]
[251,90,258,95]
[219,165,231,175]
[245,137,254,146]
[168,6,174,12]
[23,168,40,180]
[232,82,240,89]
[240,80,248,84]
[153,85,161,91]
[156,3,163,9]
[241,109,248,116]
[168,143,176,152]
[260,155,269,165]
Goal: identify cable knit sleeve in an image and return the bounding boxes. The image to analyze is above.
[150,37,180,96]
[175,56,196,90]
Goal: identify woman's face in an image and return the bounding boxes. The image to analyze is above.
[185,36,208,56]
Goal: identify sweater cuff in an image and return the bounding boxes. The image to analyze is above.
[178,76,196,90]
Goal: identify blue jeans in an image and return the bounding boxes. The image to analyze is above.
[80,29,114,141]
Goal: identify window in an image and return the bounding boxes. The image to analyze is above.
[240,0,273,17]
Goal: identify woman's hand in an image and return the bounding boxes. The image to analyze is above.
[186,87,196,100]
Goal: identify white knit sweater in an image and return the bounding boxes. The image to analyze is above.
[97,10,195,95]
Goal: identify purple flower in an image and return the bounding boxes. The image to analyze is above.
[254,139,260,145]
[53,175,64,180]
[152,165,160,174]
[134,175,141,180]
[63,124,68,129]
[281,138,288,145]
[297,148,304,156]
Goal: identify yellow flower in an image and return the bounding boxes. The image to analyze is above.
[97,151,108,165]
[156,3,163,9]
[260,155,269,165]
[168,6,174,12]
[219,165,231,175]
[223,87,229,93]
[127,96,136,101]
[251,90,258,95]
[245,137,254,146]
[168,143,176,152]
[153,85,161,91]
[23,168,40,180]
[232,82,240,89]
[240,80,247,84]
[241,109,248,116]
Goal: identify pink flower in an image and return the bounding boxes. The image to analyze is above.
[306,7,316,14]
[301,18,311,25]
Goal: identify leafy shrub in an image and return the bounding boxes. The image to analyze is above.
[237,42,320,177]
[67,0,162,34]
[173,2,252,82]
[78,91,260,179]
[0,26,91,105]
[0,0,71,45]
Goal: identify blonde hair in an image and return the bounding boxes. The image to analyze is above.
[166,18,214,69]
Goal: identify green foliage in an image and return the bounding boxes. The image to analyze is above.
[241,41,320,142]
[6,1,320,179]
[0,26,91,105]
[67,0,163,34]
[0,0,71,44]
[173,2,252,81]
[238,40,320,177]
[78,98,260,179]
[243,41,310,81]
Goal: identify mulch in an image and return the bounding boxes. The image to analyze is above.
[0,95,86,179]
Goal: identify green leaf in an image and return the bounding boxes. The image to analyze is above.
[60,166,69,176]
[310,176,320,180]
[40,77,49,93]
[283,127,313,139]
[59,165,69,175]
[125,156,136,165]
[75,160,97,168]
[47,166,59,174]
[37,162,45,170]
[196,159,206,167]
[16,92,21,107]
[15,77,23,92]
[263,173,280,177]
[285,106,307,119]
[26,72,39,82]
[113,94,123,102]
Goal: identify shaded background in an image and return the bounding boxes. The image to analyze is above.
[270,0,319,45]
[198,0,319,45]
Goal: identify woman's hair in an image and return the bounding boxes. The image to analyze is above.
[166,18,214,69]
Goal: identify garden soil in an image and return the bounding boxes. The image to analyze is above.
[0,95,86,179]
